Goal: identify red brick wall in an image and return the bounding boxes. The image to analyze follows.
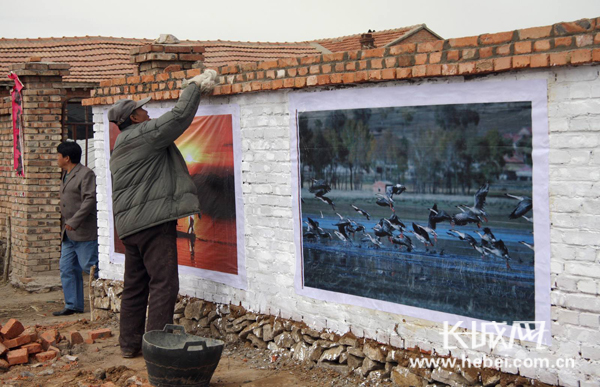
[0,63,72,282]
[83,17,600,105]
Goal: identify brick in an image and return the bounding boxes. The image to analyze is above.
[40,329,58,350]
[283,78,295,88]
[496,44,511,56]
[456,62,475,75]
[362,48,385,58]
[462,48,478,60]
[550,52,569,66]
[1,319,24,339]
[448,36,478,48]
[514,41,532,54]
[593,49,600,62]
[342,73,355,84]
[381,68,395,80]
[347,50,360,60]
[309,65,320,74]
[321,52,344,62]
[519,25,552,39]
[3,334,31,348]
[571,49,592,64]
[555,37,573,47]
[513,55,531,68]
[258,60,279,70]
[306,76,318,86]
[441,63,458,76]
[554,20,594,35]
[178,54,204,61]
[384,57,397,67]
[417,40,444,52]
[7,348,28,365]
[446,50,460,61]
[271,79,283,90]
[316,74,330,85]
[370,59,383,69]
[531,53,549,68]
[412,65,427,77]
[335,62,345,72]
[321,64,332,73]
[389,44,415,55]
[35,350,57,362]
[397,56,412,67]
[300,56,321,65]
[576,35,594,47]
[494,57,512,71]
[69,331,84,345]
[533,40,552,52]
[330,73,342,83]
[354,71,369,82]
[0,359,8,370]
[474,60,493,73]
[294,77,306,88]
[480,31,514,45]
[414,54,427,65]
[0,342,7,356]
[22,342,43,354]
[48,345,61,353]
[479,47,493,58]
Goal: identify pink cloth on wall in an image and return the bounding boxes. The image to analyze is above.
[8,73,24,177]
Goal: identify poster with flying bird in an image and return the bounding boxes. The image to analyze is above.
[290,80,550,343]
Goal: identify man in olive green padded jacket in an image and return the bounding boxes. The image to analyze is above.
[108,69,217,358]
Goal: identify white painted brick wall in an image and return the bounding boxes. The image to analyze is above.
[92,64,600,386]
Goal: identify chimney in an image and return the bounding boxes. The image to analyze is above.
[130,34,205,75]
[360,33,375,50]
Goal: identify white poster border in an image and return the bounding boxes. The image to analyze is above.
[289,79,551,345]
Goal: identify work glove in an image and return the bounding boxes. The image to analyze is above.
[182,69,218,94]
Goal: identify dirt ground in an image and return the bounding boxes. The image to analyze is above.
[0,282,384,387]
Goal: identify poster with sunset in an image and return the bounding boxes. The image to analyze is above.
[107,105,246,289]
[174,114,238,274]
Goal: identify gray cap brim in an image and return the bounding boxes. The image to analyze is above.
[135,97,152,109]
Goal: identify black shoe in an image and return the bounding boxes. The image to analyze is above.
[121,349,141,358]
[52,308,82,316]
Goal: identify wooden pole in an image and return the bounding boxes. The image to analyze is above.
[89,265,96,320]
[3,216,11,282]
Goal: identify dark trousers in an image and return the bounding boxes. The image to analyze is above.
[119,221,179,352]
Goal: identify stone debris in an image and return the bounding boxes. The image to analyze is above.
[87,279,542,387]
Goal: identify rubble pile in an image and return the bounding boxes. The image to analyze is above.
[91,280,541,387]
[0,317,111,371]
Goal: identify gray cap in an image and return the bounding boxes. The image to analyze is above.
[108,97,151,125]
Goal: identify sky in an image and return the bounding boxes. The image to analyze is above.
[1,0,599,42]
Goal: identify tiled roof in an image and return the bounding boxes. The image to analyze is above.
[187,40,323,68]
[0,36,151,83]
[0,37,323,83]
[314,25,427,52]
[0,25,435,84]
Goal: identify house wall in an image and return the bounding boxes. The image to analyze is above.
[86,17,600,386]
[398,28,441,45]
[0,62,95,284]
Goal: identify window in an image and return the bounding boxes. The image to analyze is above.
[62,98,94,166]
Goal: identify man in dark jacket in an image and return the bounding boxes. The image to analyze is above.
[108,69,217,358]
[54,141,99,316]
